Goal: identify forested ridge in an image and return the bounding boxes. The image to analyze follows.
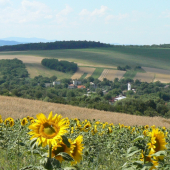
[0,40,110,51]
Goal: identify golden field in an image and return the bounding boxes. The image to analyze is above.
[0,95,170,128]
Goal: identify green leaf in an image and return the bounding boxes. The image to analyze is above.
[30,137,38,150]
[127,146,141,158]
[141,162,153,170]
[58,152,74,161]
[62,135,70,148]
[19,165,34,170]
[64,167,78,170]
[50,158,61,169]
[132,136,144,143]
[150,150,167,157]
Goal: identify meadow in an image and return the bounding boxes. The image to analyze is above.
[1,47,170,82]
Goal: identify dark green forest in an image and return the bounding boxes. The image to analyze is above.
[0,41,110,51]
[1,58,170,118]
[41,58,78,73]
[0,40,170,51]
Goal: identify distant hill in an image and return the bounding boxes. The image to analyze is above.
[0,40,111,51]
[0,40,22,46]
[1,37,55,43]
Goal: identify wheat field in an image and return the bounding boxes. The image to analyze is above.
[71,67,96,79]
[98,69,126,81]
[134,72,155,83]
[0,96,169,127]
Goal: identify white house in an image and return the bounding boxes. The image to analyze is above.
[53,81,61,86]
[73,80,81,86]
[114,96,126,101]
[128,82,131,91]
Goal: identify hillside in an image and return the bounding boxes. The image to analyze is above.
[0,95,170,127]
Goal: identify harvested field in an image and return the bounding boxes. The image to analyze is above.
[154,73,170,83]
[142,67,170,75]
[0,96,170,127]
[71,67,95,79]
[134,72,155,83]
[98,69,126,81]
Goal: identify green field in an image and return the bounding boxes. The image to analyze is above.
[0,47,170,79]
[0,47,170,69]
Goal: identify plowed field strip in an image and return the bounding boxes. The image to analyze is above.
[71,67,96,79]
[134,72,155,83]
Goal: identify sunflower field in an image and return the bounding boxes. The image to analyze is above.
[0,112,170,170]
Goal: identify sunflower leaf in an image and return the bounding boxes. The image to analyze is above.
[127,146,141,158]
[62,135,70,148]
[58,152,74,161]
[132,136,144,143]
[150,150,167,157]
[30,137,38,150]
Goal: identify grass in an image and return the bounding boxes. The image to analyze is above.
[80,73,88,80]
[25,63,73,79]
[123,68,146,79]
[91,67,104,79]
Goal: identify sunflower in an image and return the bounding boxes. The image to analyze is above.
[140,150,158,170]
[71,135,84,165]
[0,118,3,123]
[91,125,97,135]
[28,111,69,147]
[147,128,167,160]
[145,125,149,129]
[51,139,74,162]
[21,118,28,126]
[4,117,14,127]
[108,127,112,134]
[83,121,91,132]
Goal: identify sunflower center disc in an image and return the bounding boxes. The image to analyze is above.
[43,123,56,135]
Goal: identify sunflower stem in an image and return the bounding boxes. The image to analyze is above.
[49,145,52,159]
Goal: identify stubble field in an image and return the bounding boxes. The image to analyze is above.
[0,95,170,128]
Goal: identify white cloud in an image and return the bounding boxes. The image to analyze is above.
[105,13,129,21]
[79,9,90,16]
[59,5,73,15]
[55,5,73,24]
[0,0,54,24]
[79,5,108,16]
[160,10,170,18]
[91,5,108,16]
[0,0,11,8]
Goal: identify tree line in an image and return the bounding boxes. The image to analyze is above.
[41,58,77,73]
[0,41,111,51]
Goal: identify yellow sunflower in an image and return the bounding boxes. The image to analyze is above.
[140,150,158,170]
[0,118,3,123]
[91,125,97,135]
[4,117,14,127]
[147,128,167,160]
[107,127,112,134]
[83,121,91,132]
[71,135,84,165]
[21,118,28,126]
[28,111,69,147]
[51,139,74,162]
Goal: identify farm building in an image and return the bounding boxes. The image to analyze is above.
[68,84,76,89]
[77,85,86,89]
[53,81,61,86]
[73,80,82,86]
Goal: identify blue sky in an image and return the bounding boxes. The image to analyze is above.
[0,0,170,45]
